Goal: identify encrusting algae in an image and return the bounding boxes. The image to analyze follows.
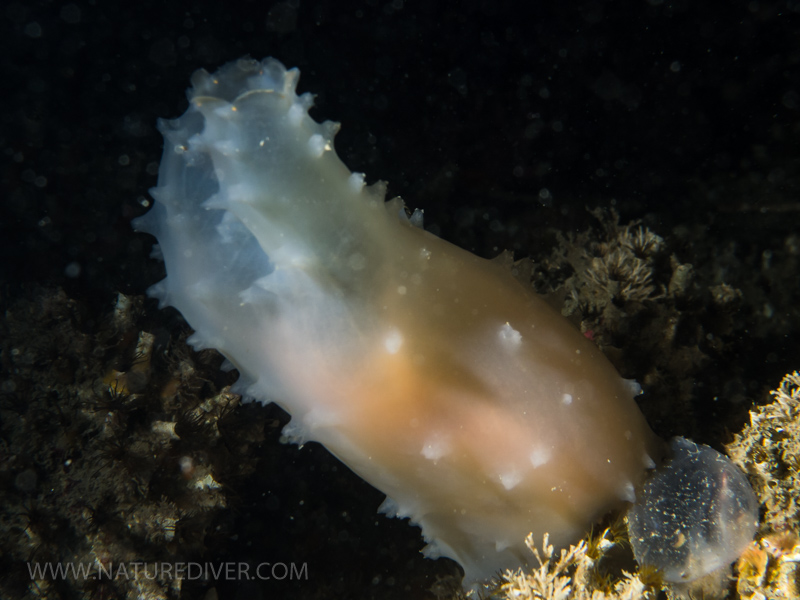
[727,371,800,599]
[496,528,659,600]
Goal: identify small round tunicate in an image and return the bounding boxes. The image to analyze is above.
[627,437,758,583]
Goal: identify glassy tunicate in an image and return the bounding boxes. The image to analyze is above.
[627,437,758,583]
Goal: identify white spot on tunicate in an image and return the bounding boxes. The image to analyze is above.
[422,436,450,460]
[422,542,444,559]
[280,420,308,445]
[384,330,403,354]
[288,103,304,126]
[307,133,326,157]
[623,378,642,396]
[562,393,573,405]
[304,408,339,431]
[348,253,366,270]
[530,447,550,468]
[397,285,407,295]
[378,497,400,517]
[619,480,636,503]
[419,248,431,260]
[499,471,522,491]
[348,172,365,192]
[498,322,522,348]
[495,540,511,552]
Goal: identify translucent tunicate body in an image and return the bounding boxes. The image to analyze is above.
[627,437,759,582]
[133,56,663,583]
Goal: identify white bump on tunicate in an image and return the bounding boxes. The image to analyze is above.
[304,408,340,430]
[499,470,522,491]
[562,393,573,406]
[307,133,326,157]
[377,497,396,516]
[419,248,431,260]
[397,285,407,295]
[619,480,636,503]
[280,420,308,446]
[271,243,312,269]
[348,172,366,192]
[409,208,424,228]
[529,447,551,468]
[498,322,522,348]
[288,103,304,126]
[422,435,449,460]
[384,330,403,354]
[623,378,643,396]
[495,540,511,552]
[378,496,401,518]
[643,453,656,469]
[421,541,444,559]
